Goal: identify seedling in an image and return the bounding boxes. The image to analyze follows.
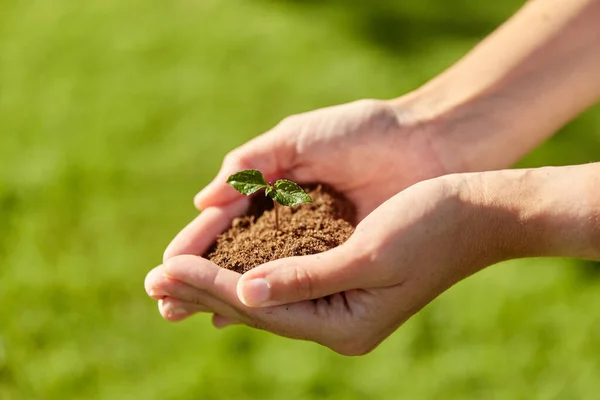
[227,169,312,231]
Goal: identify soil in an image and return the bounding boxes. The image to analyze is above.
[205,184,356,273]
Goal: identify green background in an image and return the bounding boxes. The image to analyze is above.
[1,0,600,398]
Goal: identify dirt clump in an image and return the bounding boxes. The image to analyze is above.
[205,185,355,273]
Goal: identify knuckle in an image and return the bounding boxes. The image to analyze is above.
[294,266,316,300]
[350,98,388,117]
[276,114,299,128]
[188,293,206,307]
[351,98,400,132]
[224,147,253,171]
[223,150,241,166]
[352,98,380,109]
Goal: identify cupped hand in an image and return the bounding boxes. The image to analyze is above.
[147,98,452,349]
[162,98,447,261]
[145,175,502,355]
[196,99,446,218]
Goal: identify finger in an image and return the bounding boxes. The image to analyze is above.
[212,314,242,329]
[158,276,243,320]
[236,241,375,307]
[164,255,244,305]
[145,264,168,300]
[158,297,211,322]
[163,200,249,262]
[160,256,249,322]
[164,255,325,339]
[194,131,294,210]
[147,264,240,321]
[146,266,220,305]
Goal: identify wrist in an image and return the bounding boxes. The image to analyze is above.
[388,86,522,175]
[434,173,520,273]
[461,165,600,261]
[389,0,600,175]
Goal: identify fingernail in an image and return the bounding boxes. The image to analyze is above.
[238,278,271,306]
[167,308,188,318]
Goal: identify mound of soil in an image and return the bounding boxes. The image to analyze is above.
[205,185,356,273]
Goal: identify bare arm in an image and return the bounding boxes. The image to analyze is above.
[467,162,600,262]
[396,0,600,173]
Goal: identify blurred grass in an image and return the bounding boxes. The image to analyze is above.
[1,0,600,399]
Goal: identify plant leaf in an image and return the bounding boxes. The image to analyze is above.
[265,185,277,199]
[227,170,268,195]
[273,180,312,206]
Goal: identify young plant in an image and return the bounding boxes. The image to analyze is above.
[227,169,312,231]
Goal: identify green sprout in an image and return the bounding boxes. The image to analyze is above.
[227,169,312,231]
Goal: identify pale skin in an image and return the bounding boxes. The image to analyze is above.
[145,0,600,355]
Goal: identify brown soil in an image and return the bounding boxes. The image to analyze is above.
[205,185,356,273]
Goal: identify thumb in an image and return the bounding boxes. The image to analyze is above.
[194,131,293,210]
[236,243,370,307]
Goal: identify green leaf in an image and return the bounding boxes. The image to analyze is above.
[226,170,268,195]
[265,185,277,199]
[272,179,312,206]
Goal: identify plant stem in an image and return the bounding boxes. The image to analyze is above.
[274,200,279,231]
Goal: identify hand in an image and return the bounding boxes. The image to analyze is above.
[149,97,452,334]
[161,98,449,261]
[195,98,448,219]
[145,175,505,355]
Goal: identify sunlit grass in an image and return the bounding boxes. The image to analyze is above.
[1,0,599,398]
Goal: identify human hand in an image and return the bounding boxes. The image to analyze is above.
[195,98,448,218]
[145,174,507,354]
[151,97,452,330]
[161,98,449,263]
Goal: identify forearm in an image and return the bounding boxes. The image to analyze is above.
[464,163,600,263]
[396,0,600,173]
